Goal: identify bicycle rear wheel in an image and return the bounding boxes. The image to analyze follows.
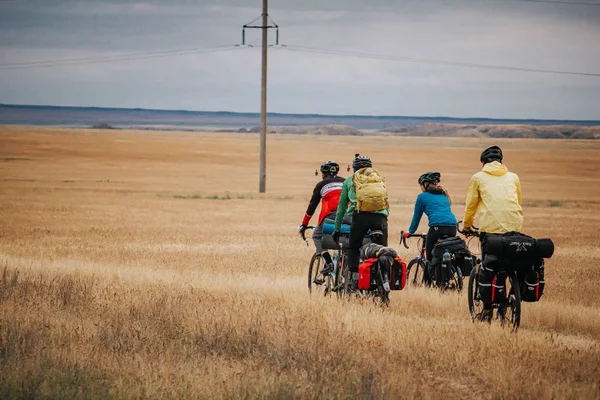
[468,267,482,322]
[502,272,521,332]
[371,263,390,306]
[407,258,425,287]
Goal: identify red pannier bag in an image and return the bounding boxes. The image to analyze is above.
[358,258,378,290]
[391,256,407,290]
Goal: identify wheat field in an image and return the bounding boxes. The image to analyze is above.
[1,126,599,399]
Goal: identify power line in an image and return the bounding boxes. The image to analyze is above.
[506,0,600,5]
[276,45,600,77]
[1,0,599,5]
[0,45,246,71]
[455,0,600,5]
[0,45,233,67]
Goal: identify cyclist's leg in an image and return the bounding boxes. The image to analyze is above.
[313,218,334,274]
[370,214,388,246]
[425,226,440,262]
[312,222,325,254]
[425,226,441,283]
[348,212,371,286]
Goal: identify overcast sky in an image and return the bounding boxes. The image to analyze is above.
[1,0,599,119]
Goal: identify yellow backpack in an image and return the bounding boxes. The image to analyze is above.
[353,167,389,212]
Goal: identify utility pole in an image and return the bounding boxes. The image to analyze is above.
[259,0,268,193]
[239,2,280,193]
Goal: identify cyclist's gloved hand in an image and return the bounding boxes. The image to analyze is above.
[462,226,474,235]
[402,231,411,239]
[332,231,341,244]
[297,225,307,233]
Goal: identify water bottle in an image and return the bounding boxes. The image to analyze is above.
[332,252,339,277]
[442,249,451,282]
[442,249,451,267]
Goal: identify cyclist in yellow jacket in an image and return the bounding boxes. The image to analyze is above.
[463,145,523,320]
[463,145,523,234]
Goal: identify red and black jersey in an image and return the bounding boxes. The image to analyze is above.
[302,175,345,226]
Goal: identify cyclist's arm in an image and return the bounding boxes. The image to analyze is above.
[463,175,480,228]
[408,195,424,234]
[333,181,349,232]
[302,183,322,226]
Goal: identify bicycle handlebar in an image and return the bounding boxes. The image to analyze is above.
[298,225,316,245]
[399,231,427,249]
[456,220,480,237]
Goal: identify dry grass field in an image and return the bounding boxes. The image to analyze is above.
[1,126,600,399]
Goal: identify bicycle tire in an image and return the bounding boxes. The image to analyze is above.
[407,258,425,287]
[506,271,522,332]
[376,263,390,306]
[307,253,322,295]
[468,267,482,322]
[334,251,350,299]
[449,263,464,292]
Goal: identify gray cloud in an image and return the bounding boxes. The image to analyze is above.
[0,0,599,119]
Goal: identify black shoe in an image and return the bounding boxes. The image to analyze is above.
[313,278,324,285]
[320,263,334,276]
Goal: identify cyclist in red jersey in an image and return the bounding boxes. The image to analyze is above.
[298,161,345,275]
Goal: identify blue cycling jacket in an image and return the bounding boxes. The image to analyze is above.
[408,191,457,233]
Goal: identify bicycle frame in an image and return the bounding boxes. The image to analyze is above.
[401,231,464,290]
[301,226,340,296]
[400,231,427,260]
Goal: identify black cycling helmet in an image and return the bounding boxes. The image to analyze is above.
[320,160,340,175]
[352,154,372,171]
[418,171,441,185]
[480,145,503,164]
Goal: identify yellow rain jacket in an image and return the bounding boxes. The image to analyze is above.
[463,161,523,234]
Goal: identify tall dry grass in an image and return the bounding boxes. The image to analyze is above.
[1,126,599,399]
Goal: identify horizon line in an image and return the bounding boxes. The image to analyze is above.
[1,102,599,123]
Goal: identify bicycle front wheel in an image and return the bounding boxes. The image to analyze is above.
[407,258,425,287]
[334,251,350,299]
[308,253,323,295]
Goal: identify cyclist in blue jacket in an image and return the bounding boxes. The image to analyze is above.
[403,172,457,263]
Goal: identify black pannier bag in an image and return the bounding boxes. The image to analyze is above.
[461,256,475,279]
[430,236,472,281]
[519,260,545,302]
[428,259,450,283]
[431,236,472,263]
[477,256,507,304]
